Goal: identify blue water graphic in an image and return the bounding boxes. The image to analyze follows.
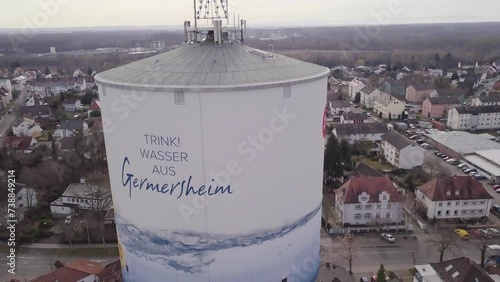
[116,205,321,275]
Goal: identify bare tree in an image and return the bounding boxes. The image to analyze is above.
[84,172,112,235]
[85,128,107,172]
[429,228,457,262]
[336,233,358,274]
[402,193,416,238]
[468,232,497,268]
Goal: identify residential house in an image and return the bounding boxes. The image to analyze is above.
[406,84,438,103]
[417,176,493,220]
[62,97,82,112]
[414,257,494,282]
[59,136,77,152]
[3,137,37,153]
[328,99,351,116]
[11,116,43,137]
[0,86,10,105]
[428,69,444,77]
[335,176,403,226]
[436,88,467,103]
[348,78,366,101]
[492,82,500,94]
[88,98,101,117]
[18,105,51,118]
[340,112,370,124]
[50,178,112,217]
[30,76,88,96]
[333,123,389,144]
[316,263,353,282]
[11,79,25,92]
[422,97,461,119]
[30,258,122,282]
[447,106,500,131]
[16,186,38,210]
[25,93,47,107]
[53,120,88,138]
[380,80,407,97]
[373,92,405,120]
[472,95,500,106]
[360,85,381,108]
[381,131,424,169]
[0,78,12,94]
[92,119,104,133]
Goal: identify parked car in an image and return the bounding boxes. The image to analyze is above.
[410,135,419,140]
[487,228,500,236]
[480,229,490,237]
[495,189,500,193]
[449,160,460,165]
[446,158,457,163]
[409,124,416,129]
[64,215,73,224]
[434,150,441,155]
[464,168,477,173]
[417,139,426,144]
[367,113,371,117]
[493,185,500,189]
[442,156,450,160]
[381,233,396,243]
[492,205,500,212]
[360,278,369,282]
[458,163,468,168]
[474,174,487,180]
[455,229,470,240]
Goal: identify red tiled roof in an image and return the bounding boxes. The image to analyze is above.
[89,99,101,111]
[66,258,104,274]
[97,260,122,282]
[418,176,493,201]
[93,119,103,130]
[3,137,34,151]
[336,176,402,204]
[30,267,90,282]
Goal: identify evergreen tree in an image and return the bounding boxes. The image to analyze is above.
[51,139,57,160]
[44,66,50,75]
[339,139,353,170]
[434,53,441,67]
[88,67,93,76]
[376,264,387,282]
[324,135,343,178]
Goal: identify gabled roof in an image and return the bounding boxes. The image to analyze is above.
[360,85,377,94]
[62,97,80,105]
[97,260,122,282]
[58,119,85,130]
[436,88,467,97]
[342,112,369,121]
[88,99,101,111]
[410,83,435,91]
[316,263,353,282]
[381,130,414,150]
[59,136,77,150]
[330,100,350,108]
[430,257,494,282]
[30,259,104,282]
[336,176,402,204]
[374,92,401,106]
[18,105,51,116]
[352,162,384,178]
[3,137,35,150]
[426,96,461,105]
[334,123,388,137]
[456,105,500,114]
[477,95,500,103]
[418,176,493,201]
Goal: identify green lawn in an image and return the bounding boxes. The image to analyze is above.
[355,157,392,171]
[54,247,119,257]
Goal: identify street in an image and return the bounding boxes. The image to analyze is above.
[0,247,118,281]
[0,88,29,138]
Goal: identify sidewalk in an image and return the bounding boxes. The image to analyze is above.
[20,243,118,249]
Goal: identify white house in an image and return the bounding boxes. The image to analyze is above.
[360,85,381,109]
[16,186,38,210]
[328,100,351,116]
[413,257,494,282]
[417,176,493,220]
[25,94,47,107]
[53,120,88,138]
[381,131,424,169]
[471,95,500,106]
[335,176,403,226]
[50,178,112,217]
[0,78,12,96]
[62,97,82,112]
[428,69,444,77]
[340,112,370,124]
[373,92,405,120]
[18,105,51,118]
[12,117,43,137]
[333,123,389,144]
[0,86,10,105]
[447,106,500,131]
[348,78,366,101]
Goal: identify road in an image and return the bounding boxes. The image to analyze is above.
[0,88,29,138]
[0,247,118,280]
[321,231,494,278]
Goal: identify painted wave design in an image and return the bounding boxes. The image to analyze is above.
[116,205,321,274]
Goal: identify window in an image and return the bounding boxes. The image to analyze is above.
[376,204,382,209]
[375,213,381,219]
[386,213,391,219]
[71,198,75,202]
[382,195,387,200]
[437,210,442,216]
[445,210,450,216]
[479,201,486,205]
[480,209,485,214]
[174,91,185,105]
[365,213,371,219]
[387,203,392,209]
[361,196,368,201]
[438,202,443,207]
[463,201,469,206]
[86,199,89,204]
[365,204,372,210]
[355,205,362,210]
[461,210,466,215]
[446,202,451,207]
[454,210,458,216]
[471,201,477,205]
[355,214,361,220]
[455,201,460,206]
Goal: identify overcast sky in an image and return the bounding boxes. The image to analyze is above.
[2,0,499,29]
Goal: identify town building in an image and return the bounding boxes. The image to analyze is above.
[417,176,493,220]
[373,92,405,120]
[348,78,366,101]
[50,178,112,217]
[30,76,90,96]
[0,78,12,94]
[462,150,500,183]
[447,105,500,131]
[425,131,500,159]
[316,263,353,282]
[18,105,51,118]
[335,176,403,226]
[436,88,467,103]
[328,99,351,116]
[406,84,438,103]
[351,162,384,178]
[11,117,43,137]
[333,123,389,144]
[62,97,82,112]
[422,97,461,119]
[15,186,38,210]
[381,131,424,169]
[0,86,10,105]
[340,112,369,124]
[380,80,407,97]
[3,136,37,154]
[471,95,500,106]
[25,93,47,107]
[360,85,382,108]
[53,120,89,138]
[30,258,122,282]
[88,98,101,117]
[414,257,494,282]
